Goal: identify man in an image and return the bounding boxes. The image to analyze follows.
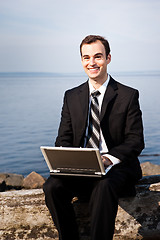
[43,35,144,240]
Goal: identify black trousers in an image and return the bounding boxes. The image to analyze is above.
[43,165,136,240]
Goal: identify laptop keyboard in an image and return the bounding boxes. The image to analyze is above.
[57,167,96,174]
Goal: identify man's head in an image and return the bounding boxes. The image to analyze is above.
[80,35,110,59]
[80,35,111,85]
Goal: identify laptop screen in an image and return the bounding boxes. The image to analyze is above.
[40,147,106,177]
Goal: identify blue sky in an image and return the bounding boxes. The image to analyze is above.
[0,0,160,73]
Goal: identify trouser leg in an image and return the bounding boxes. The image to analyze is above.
[89,167,131,240]
[43,176,79,240]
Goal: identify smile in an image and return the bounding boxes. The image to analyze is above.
[88,67,100,72]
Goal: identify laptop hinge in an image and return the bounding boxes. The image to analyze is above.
[51,170,60,173]
[95,172,102,175]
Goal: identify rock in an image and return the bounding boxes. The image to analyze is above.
[0,173,24,191]
[135,175,160,193]
[23,171,45,189]
[5,173,24,188]
[114,191,160,239]
[138,175,160,184]
[0,177,6,192]
[0,189,58,240]
[0,176,160,240]
[0,172,45,191]
[0,173,8,179]
[149,182,160,191]
[141,162,160,176]
[73,186,160,240]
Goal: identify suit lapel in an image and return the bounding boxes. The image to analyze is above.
[77,81,89,128]
[100,77,118,121]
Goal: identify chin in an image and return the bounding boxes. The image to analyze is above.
[90,75,100,80]
[88,73,99,79]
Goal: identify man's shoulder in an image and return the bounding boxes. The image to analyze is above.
[110,76,138,94]
[65,81,88,95]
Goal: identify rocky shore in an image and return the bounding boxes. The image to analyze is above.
[0,171,45,192]
[0,162,160,240]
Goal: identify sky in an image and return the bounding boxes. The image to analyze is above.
[0,0,160,73]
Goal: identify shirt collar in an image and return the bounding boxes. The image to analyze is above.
[88,74,110,96]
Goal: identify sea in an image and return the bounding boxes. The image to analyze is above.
[0,71,160,178]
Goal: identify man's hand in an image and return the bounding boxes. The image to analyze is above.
[101,155,113,169]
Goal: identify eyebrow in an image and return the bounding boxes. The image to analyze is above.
[82,54,89,58]
[82,53,103,58]
[95,53,103,56]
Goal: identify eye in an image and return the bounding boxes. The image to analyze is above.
[83,56,90,61]
[95,55,102,59]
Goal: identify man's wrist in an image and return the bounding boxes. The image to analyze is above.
[101,155,113,168]
[103,153,121,166]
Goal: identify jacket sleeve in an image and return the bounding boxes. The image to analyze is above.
[55,91,73,147]
[108,90,145,162]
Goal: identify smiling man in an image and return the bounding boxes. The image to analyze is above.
[43,35,144,240]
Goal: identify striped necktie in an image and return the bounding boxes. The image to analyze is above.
[86,90,101,149]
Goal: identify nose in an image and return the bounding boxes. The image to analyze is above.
[89,57,95,65]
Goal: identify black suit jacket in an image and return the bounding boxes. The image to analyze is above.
[55,76,144,181]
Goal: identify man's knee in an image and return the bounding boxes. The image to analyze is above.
[97,177,113,191]
[92,177,119,201]
[98,175,134,198]
[43,176,62,195]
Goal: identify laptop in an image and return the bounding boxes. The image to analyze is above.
[40,146,106,177]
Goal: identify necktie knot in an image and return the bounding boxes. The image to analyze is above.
[91,90,101,98]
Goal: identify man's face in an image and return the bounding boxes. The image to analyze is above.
[81,40,110,82]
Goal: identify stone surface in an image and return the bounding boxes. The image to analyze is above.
[0,189,58,240]
[115,191,160,239]
[138,175,160,184]
[23,171,45,189]
[1,176,160,240]
[0,173,24,191]
[141,162,160,176]
[149,182,160,191]
[73,187,160,240]
[0,178,6,192]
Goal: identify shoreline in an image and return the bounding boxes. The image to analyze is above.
[0,161,160,192]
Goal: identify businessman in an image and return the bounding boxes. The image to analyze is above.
[43,35,144,240]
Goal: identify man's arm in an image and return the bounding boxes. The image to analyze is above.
[55,91,73,147]
[108,89,144,162]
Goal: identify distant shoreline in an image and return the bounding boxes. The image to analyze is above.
[0,70,160,78]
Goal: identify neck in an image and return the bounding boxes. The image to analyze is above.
[89,74,108,89]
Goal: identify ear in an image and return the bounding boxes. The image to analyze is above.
[107,54,111,64]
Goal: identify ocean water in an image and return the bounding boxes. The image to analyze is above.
[0,72,159,178]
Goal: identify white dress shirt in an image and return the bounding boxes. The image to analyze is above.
[87,74,121,173]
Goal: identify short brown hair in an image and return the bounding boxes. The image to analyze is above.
[80,35,110,59]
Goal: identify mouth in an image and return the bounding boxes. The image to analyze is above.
[88,67,100,73]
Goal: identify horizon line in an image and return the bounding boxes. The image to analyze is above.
[0,70,160,78]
